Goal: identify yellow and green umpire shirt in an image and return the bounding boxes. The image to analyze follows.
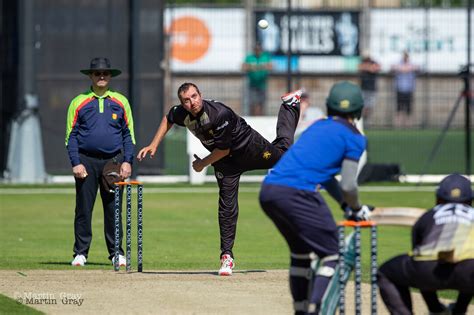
[411,203,474,262]
[65,88,136,166]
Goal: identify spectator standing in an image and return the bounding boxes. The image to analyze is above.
[296,91,324,135]
[242,42,272,116]
[358,52,381,125]
[391,51,418,127]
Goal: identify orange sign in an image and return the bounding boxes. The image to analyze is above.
[167,16,211,63]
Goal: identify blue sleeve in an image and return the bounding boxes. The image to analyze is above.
[65,100,81,166]
[122,122,135,164]
[344,134,366,162]
[66,127,81,166]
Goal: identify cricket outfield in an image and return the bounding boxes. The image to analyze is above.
[0,183,461,314]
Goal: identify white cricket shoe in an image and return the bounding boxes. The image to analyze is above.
[281,88,304,107]
[71,254,87,266]
[111,255,127,267]
[218,254,234,276]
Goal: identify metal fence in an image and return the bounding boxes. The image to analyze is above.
[5,0,472,177]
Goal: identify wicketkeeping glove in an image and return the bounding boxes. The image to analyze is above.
[342,204,375,222]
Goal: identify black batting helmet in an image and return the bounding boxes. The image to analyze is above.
[436,173,473,203]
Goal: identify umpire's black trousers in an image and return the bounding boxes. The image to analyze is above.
[213,102,300,258]
[73,153,124,260]
[378,254,474,315]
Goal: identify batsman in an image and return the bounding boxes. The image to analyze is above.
[259,81,372,314]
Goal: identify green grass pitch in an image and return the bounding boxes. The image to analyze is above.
[0,293,44,314]
[0,182,464,304]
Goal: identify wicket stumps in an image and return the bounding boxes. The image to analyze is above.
[114,181,143,272]
[338,220,377,315]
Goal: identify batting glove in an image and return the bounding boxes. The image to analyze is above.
[343,204,374,221]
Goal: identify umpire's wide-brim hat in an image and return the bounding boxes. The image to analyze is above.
[436,173,473,203]
[80,57,121,77]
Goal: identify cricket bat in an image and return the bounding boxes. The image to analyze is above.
[370,207,425,226]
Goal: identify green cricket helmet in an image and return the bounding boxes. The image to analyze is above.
[326,81,364,119]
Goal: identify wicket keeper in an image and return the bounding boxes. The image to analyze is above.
[378,174,474,315]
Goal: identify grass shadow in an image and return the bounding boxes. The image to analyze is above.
[138,269,267,276]
[40,261,110,266]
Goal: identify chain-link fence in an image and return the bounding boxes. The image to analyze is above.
[18,0,473,176]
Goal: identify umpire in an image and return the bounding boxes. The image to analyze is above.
[66,57,136,267]
[378,174,474,315]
